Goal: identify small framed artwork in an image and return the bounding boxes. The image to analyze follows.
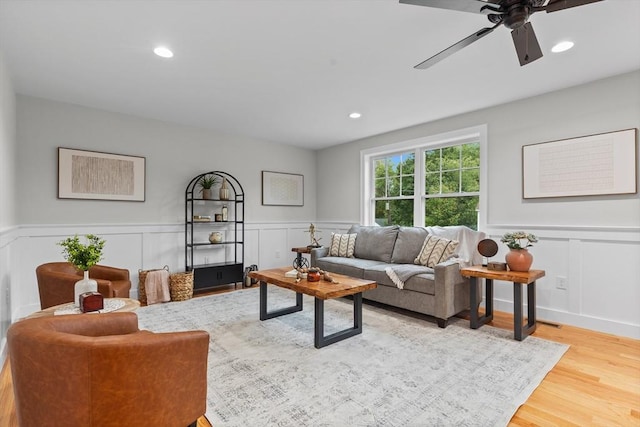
[58,147,146,201]
[262,171,304,206]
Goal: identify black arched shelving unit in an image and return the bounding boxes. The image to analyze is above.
[185,171,244,292]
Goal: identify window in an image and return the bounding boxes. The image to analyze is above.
[373,152,415,226]
[362,126,486,230]
[424,143,479,229]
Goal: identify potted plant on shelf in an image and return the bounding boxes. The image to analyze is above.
[500,231,538,272]
[198,174,219,200]
[58,234,106,306]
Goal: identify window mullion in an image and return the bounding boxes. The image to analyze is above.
[415,148,425,227]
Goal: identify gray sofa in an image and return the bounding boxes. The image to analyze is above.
[311,225,485,327]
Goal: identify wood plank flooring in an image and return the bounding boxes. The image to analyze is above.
[1,286,638,426]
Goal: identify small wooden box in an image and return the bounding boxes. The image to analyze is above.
[80,292,104,313]
[487,261,508,271]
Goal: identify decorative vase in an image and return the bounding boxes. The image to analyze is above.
[74,270,98,307]
[219,178,230,200]
[505,249,533,272]
[202,188,212,200]
[209,232,223,244]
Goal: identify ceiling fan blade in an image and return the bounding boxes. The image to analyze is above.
[399,0,501,15]
[545,0,603,13]
[511,22,543,66]
[414,25,498,69]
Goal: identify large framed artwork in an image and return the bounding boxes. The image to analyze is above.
[261,171,304,206]
[522,128,637,199]
[58,147,146,201]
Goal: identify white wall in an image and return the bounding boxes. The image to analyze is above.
[16,95,317,225]
[317,71,640,338]
[0,49,17,358]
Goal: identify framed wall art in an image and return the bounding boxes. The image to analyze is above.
[261,171,304,206]
[522,128,637,199]
[58,147,146,201]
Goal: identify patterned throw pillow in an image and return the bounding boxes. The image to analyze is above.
[414,235,459,267]
[329,233,357,257]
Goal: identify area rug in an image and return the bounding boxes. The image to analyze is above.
[136,287,568,427]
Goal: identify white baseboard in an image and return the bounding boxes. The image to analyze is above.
[492,298,640,340]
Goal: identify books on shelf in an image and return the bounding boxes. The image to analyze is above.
[193,215,211,222]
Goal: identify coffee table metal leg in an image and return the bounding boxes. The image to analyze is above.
[259,281,303,321]
[314,292,363,349]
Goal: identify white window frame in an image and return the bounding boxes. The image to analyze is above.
[360,125,488,230]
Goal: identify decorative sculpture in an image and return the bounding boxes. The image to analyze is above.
[306,223,322,248]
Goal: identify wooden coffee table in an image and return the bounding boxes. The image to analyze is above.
[249,267,377,348]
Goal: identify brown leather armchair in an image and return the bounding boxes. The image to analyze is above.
[36,262,131,309]
[7,312,209,427]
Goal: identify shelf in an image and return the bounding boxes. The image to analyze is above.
[187,221,234,225]
[186,171,245,290]
[188,241,240,247]
[187,261,242,270]
[188,197,238,202]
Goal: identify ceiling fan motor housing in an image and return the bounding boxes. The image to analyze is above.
[502,3,532,29]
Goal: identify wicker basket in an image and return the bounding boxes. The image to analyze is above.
[170,271,194,301]
[138,266,169,305]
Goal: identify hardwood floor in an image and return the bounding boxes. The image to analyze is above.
[1,287,638,426]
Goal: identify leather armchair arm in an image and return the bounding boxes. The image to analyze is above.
[89,328,210,425]
[36,270,81,309]
[89,264,130,281]
[42,311,140,336]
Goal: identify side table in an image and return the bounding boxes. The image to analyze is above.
[291,246,316,269]
[460,266,545,341]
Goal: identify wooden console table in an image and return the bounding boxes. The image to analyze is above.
[460,266,545,341]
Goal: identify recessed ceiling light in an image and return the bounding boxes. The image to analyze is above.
[551,41,574,53]
[153,46,174,58]
[349,112,362,119]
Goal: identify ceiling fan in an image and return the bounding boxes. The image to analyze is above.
[400,0,603,68]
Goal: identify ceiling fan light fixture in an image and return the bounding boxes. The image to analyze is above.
[349,112,362,119]
[153,46,174,58]
[551,41,574,53]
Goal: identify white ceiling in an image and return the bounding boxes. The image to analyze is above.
[1,0,639,150]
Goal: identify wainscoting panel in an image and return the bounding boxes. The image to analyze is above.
[4,222,639,346]
[486,225,640,339]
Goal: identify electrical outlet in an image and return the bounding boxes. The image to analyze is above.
[275,250,281,259]
[556,276,567,290]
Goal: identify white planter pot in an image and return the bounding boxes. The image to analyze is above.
[75,270,98,307]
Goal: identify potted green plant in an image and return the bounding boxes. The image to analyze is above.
[198,174,220,200]
[58,234,105,306]
[500,231,537,272]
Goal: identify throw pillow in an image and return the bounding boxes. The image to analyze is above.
[329,233,357,257]
[414,235,459,268]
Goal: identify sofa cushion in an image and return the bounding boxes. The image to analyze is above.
[363,263,435,295]
[315,257,386,279]
[391,226,429,264]
[347,225,399,263]
[328,233,357,257]
[414,235,459,268]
